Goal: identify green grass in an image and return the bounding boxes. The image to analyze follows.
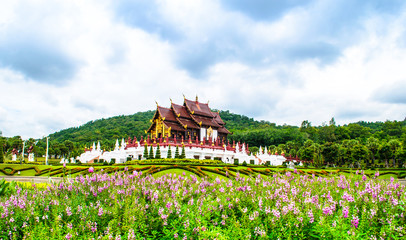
[152,169,199,179]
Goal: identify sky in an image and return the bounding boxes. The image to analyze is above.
[1,0,406,139]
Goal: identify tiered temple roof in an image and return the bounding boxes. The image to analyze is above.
[147,97,231,139]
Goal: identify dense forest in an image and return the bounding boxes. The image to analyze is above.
[1,110,405,167]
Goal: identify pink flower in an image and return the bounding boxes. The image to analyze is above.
[63,163,66,168]
[98,207,103,216]
[66,207,72,216]
[65,233,72,239]
[343,206,349,218]
[89,167,94,173]
[351,215,359,228]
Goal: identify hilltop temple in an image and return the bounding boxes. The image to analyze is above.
[76,96,294,166]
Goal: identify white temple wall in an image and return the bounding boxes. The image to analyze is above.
[78,142,284,166]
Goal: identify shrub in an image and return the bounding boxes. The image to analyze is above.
[180,145,186,159]
[155,144,161,159]
[143,145,148,159]
[174,146,180,159]
[167,145,172,159]
[149,146,154,159]
[242,161,247,166]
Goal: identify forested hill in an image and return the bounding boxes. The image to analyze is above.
[49,110,156,144]
[48,110,272,144]
[48,109,405,148]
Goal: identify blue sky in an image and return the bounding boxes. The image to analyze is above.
[0,0,406,138]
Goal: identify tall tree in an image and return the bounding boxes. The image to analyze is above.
[321,142,339,166]
[0,139,4,163]
[366,137,380,167]
[388,139,401,167]
[396,148,406,168]
[351,143,368,168]
[378,141,391,168]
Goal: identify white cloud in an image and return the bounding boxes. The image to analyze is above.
[0,0,406,139]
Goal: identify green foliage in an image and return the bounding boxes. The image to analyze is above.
[0,140,4,163]
[167,145,172,159]
[126,158,223,165]
[149,146,154,160]
[180,145,186,159]
[313,152,324,168]
[143,145,148,159]
[174,146,180,159]
[0,179,12,196]
[155,144,161,159]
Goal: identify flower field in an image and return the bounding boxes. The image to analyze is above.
[1,170,406,239]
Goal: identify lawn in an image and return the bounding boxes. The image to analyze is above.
[1,163,406,180]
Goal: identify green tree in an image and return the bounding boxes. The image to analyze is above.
[155,144,161,159]
[366,137,380,167]
[388,139,401,167]
[249,146,259,155]
[180,145,186,159]
[149,146,154,159]
[63,140,75,158]
[396,148,406,168]
[9,136,23,151]
[0,139,4,163]
[300,140,317,161]
[288,149,296,158]
[378,141,391,168]
[321,142,339,166]
[351,143,368,168]
[337,145,348,166]
[174,146,180,158]
[167,145,172,159]
[143,145,148,159]
[382,120,403,137]
[313,152,324,168]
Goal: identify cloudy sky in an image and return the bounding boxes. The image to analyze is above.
[1,0,406,138]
